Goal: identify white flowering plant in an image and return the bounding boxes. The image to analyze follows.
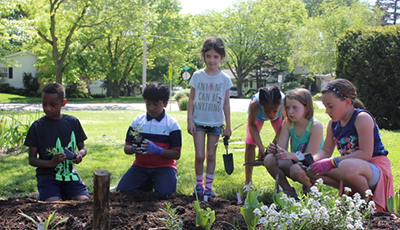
[255,179,375,230]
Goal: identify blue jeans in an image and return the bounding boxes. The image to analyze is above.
[116,165,177,197]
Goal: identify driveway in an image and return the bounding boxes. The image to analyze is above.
[0,98,324,112]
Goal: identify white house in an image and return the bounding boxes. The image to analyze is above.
[0,51,37,89]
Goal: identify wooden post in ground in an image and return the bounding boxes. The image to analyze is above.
[93,170,110,230]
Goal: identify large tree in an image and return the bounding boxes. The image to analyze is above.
[289,1,382,74]
[16,0,106,84]
[376,0,400,25]
[74,0,190,98]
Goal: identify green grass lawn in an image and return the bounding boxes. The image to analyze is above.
[1,108,399,201]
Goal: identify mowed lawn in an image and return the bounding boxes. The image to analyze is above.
[1,108,399,200]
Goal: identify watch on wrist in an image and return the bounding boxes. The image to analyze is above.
[295,151,305,161]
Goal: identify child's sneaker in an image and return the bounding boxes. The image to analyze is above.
[203,189,216,197]
[193,185,205,197]
[243,183,255,193]
[283,187,298,199]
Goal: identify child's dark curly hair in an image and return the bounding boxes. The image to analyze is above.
[42,83,65,102]
[143,82,170,102]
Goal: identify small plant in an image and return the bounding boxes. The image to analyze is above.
[255,179,375,230]
[18,210,69,230]
[386,190,400,214]
[129,127,143,147]
[240,190,264,230]
[193,200,215,230]
[159,202,183,230]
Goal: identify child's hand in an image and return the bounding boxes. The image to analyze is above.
[51,152,65,167]
[258,146,266,160]
[131,144,143,154]
[307,158,334,176]
[142,139,164,156]
[222,127,232,138]
[266,142,278,154]
[187,119,196,135]
[275,149,295,161]
[72,151,83,164]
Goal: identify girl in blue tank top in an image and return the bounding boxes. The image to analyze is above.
[265,88,324,198]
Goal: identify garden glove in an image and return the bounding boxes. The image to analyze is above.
[307,158,335,175]
[143,139,164,156]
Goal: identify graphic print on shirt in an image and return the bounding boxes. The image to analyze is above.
[53,132,79,181]
[335,135,359,155]
[194,82,223,112]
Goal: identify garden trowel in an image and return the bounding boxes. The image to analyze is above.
[223,137,234,175]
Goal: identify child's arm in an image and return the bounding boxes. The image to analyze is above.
[305,119,324,156]
[247,98,265,158]
[142,139,181,159]
[313,120,336,161]
[222,88,232,138]
[28,147,65,168]
[71,141,86,164]
[187,87,196,135]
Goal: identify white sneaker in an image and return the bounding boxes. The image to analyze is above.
[110,186,117,192]
[243,183,255,193]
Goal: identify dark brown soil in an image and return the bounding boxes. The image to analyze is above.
[1,191,399,229]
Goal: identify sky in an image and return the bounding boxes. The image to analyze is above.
[179,0,376,15]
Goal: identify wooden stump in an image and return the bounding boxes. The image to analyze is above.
[93,170,110,230]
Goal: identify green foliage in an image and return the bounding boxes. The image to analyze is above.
[0,111,39,153]
[174,89,190,102]
[22,72,39,97]
[159,202,183,230]
[240,190,264,230]
[66,79,89,98]
[282,81,301,91]
[19,210,69,230]
[193,200,215,230]
[177,97,188,111]
[386,190,400,215]
[336,25,400,130]
[312,93,322,101]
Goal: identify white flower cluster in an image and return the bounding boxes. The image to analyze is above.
[255,179,375,230]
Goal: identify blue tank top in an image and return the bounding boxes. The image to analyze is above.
[248,92,284,121]
[331,109,388,157]
[290,118,324,153]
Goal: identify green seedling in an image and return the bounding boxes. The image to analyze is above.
[159,202,183,230]
[386,190,400,214]
[193,200,215,230]
[240,190,264,230]
[18,210,69,230]
[129,128,144,147]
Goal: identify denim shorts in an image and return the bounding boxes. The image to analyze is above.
[195,124,223,135]
[38,178,89,201]
[368,162,381,191]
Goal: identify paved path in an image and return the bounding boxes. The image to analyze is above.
[0,99,324,112]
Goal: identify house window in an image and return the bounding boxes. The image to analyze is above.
[0,67,7,79]
[8,67,13,79]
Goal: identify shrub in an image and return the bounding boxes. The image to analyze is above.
[336,25,400,130]
[174,89,190,102]
[282,81,301,91]
[90,94,106,98]
[178,97,189,111]
[66,79,89,98]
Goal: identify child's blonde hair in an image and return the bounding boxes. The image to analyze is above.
[283,88,314,120]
